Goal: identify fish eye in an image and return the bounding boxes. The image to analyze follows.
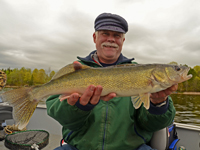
[175,66,181,71]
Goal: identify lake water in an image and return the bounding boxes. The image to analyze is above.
[1,88,200,126]
[171,94,200,126]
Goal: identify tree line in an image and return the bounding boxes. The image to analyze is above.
[2,67,55,86]
[178,65,200,92]
[1,62,200,92]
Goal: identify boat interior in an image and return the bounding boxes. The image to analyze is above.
[0,103,200,150]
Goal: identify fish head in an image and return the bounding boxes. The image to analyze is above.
[165,65,193,83]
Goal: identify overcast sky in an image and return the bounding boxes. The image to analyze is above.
[0,0,200,71]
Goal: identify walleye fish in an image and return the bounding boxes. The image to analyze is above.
[0,70,6,90]
[0,62,192,129]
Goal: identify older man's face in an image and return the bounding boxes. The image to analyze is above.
[93,30,125,64]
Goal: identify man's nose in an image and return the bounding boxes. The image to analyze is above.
[107,35,115,42]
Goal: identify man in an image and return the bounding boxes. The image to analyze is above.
[46,13,177,150]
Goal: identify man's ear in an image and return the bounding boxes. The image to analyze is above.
[93,32,97,43]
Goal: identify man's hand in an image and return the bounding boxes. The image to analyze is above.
[150,84,178,105]
[64,85,116,106]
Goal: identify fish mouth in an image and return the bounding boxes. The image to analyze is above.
[180,67,193,81]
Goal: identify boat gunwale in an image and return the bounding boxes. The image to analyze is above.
[175,122,200,131]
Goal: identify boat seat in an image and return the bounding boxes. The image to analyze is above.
[150,128,169,150]
[59,128,173,149]
[0,106,13,122]
[150,123,179,150]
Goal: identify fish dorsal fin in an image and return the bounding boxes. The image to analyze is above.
[73,61,91,71]
[51,61,90,80]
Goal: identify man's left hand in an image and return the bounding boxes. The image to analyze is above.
[150,84,178,105]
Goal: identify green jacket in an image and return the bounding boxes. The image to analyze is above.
[46,51,176,150]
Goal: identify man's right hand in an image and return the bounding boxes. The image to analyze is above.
[62,85,116,106]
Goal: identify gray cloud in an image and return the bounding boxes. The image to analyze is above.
[0,0,200,72]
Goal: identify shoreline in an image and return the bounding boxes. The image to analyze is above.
[173,92,200,95]
[5,85,20,88]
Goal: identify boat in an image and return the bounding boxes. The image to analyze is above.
[0,103,200,150]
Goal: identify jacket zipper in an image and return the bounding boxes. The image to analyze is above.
[102,101,109,150]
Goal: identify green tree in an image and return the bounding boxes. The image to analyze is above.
[192,76,200,92]
[38,69,46,84]
[32,69,39,85]
[5,67,56,87]
[24,71,32,85]
[194,65,200,78]
[29,75,34,86]
[7,68,21,86]
[6,67,11,75]
[49,71,55,80]
[19,67,27,85]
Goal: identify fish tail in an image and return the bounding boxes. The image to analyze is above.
[0,87,39,130]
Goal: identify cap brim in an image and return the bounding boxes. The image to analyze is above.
[96,26,125,33]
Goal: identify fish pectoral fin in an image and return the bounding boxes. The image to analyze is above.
[139,93,150,109]
[131,96,142,109]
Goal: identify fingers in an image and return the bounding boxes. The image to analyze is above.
[150,84,178,104]
[150,92,168,104]
[79,85,116,105]
[100,93,116,101]
[150,84,178,98]
[162,84,178,96]
[89,85,103,105]
[79,85,96,105]
[169,84,178,92]
[65,85,116,106]
[67,93,80,105]
[150,91,168,99]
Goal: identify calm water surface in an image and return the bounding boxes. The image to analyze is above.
[171,94,200,126]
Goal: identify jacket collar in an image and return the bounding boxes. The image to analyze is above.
[77,50,134,66]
